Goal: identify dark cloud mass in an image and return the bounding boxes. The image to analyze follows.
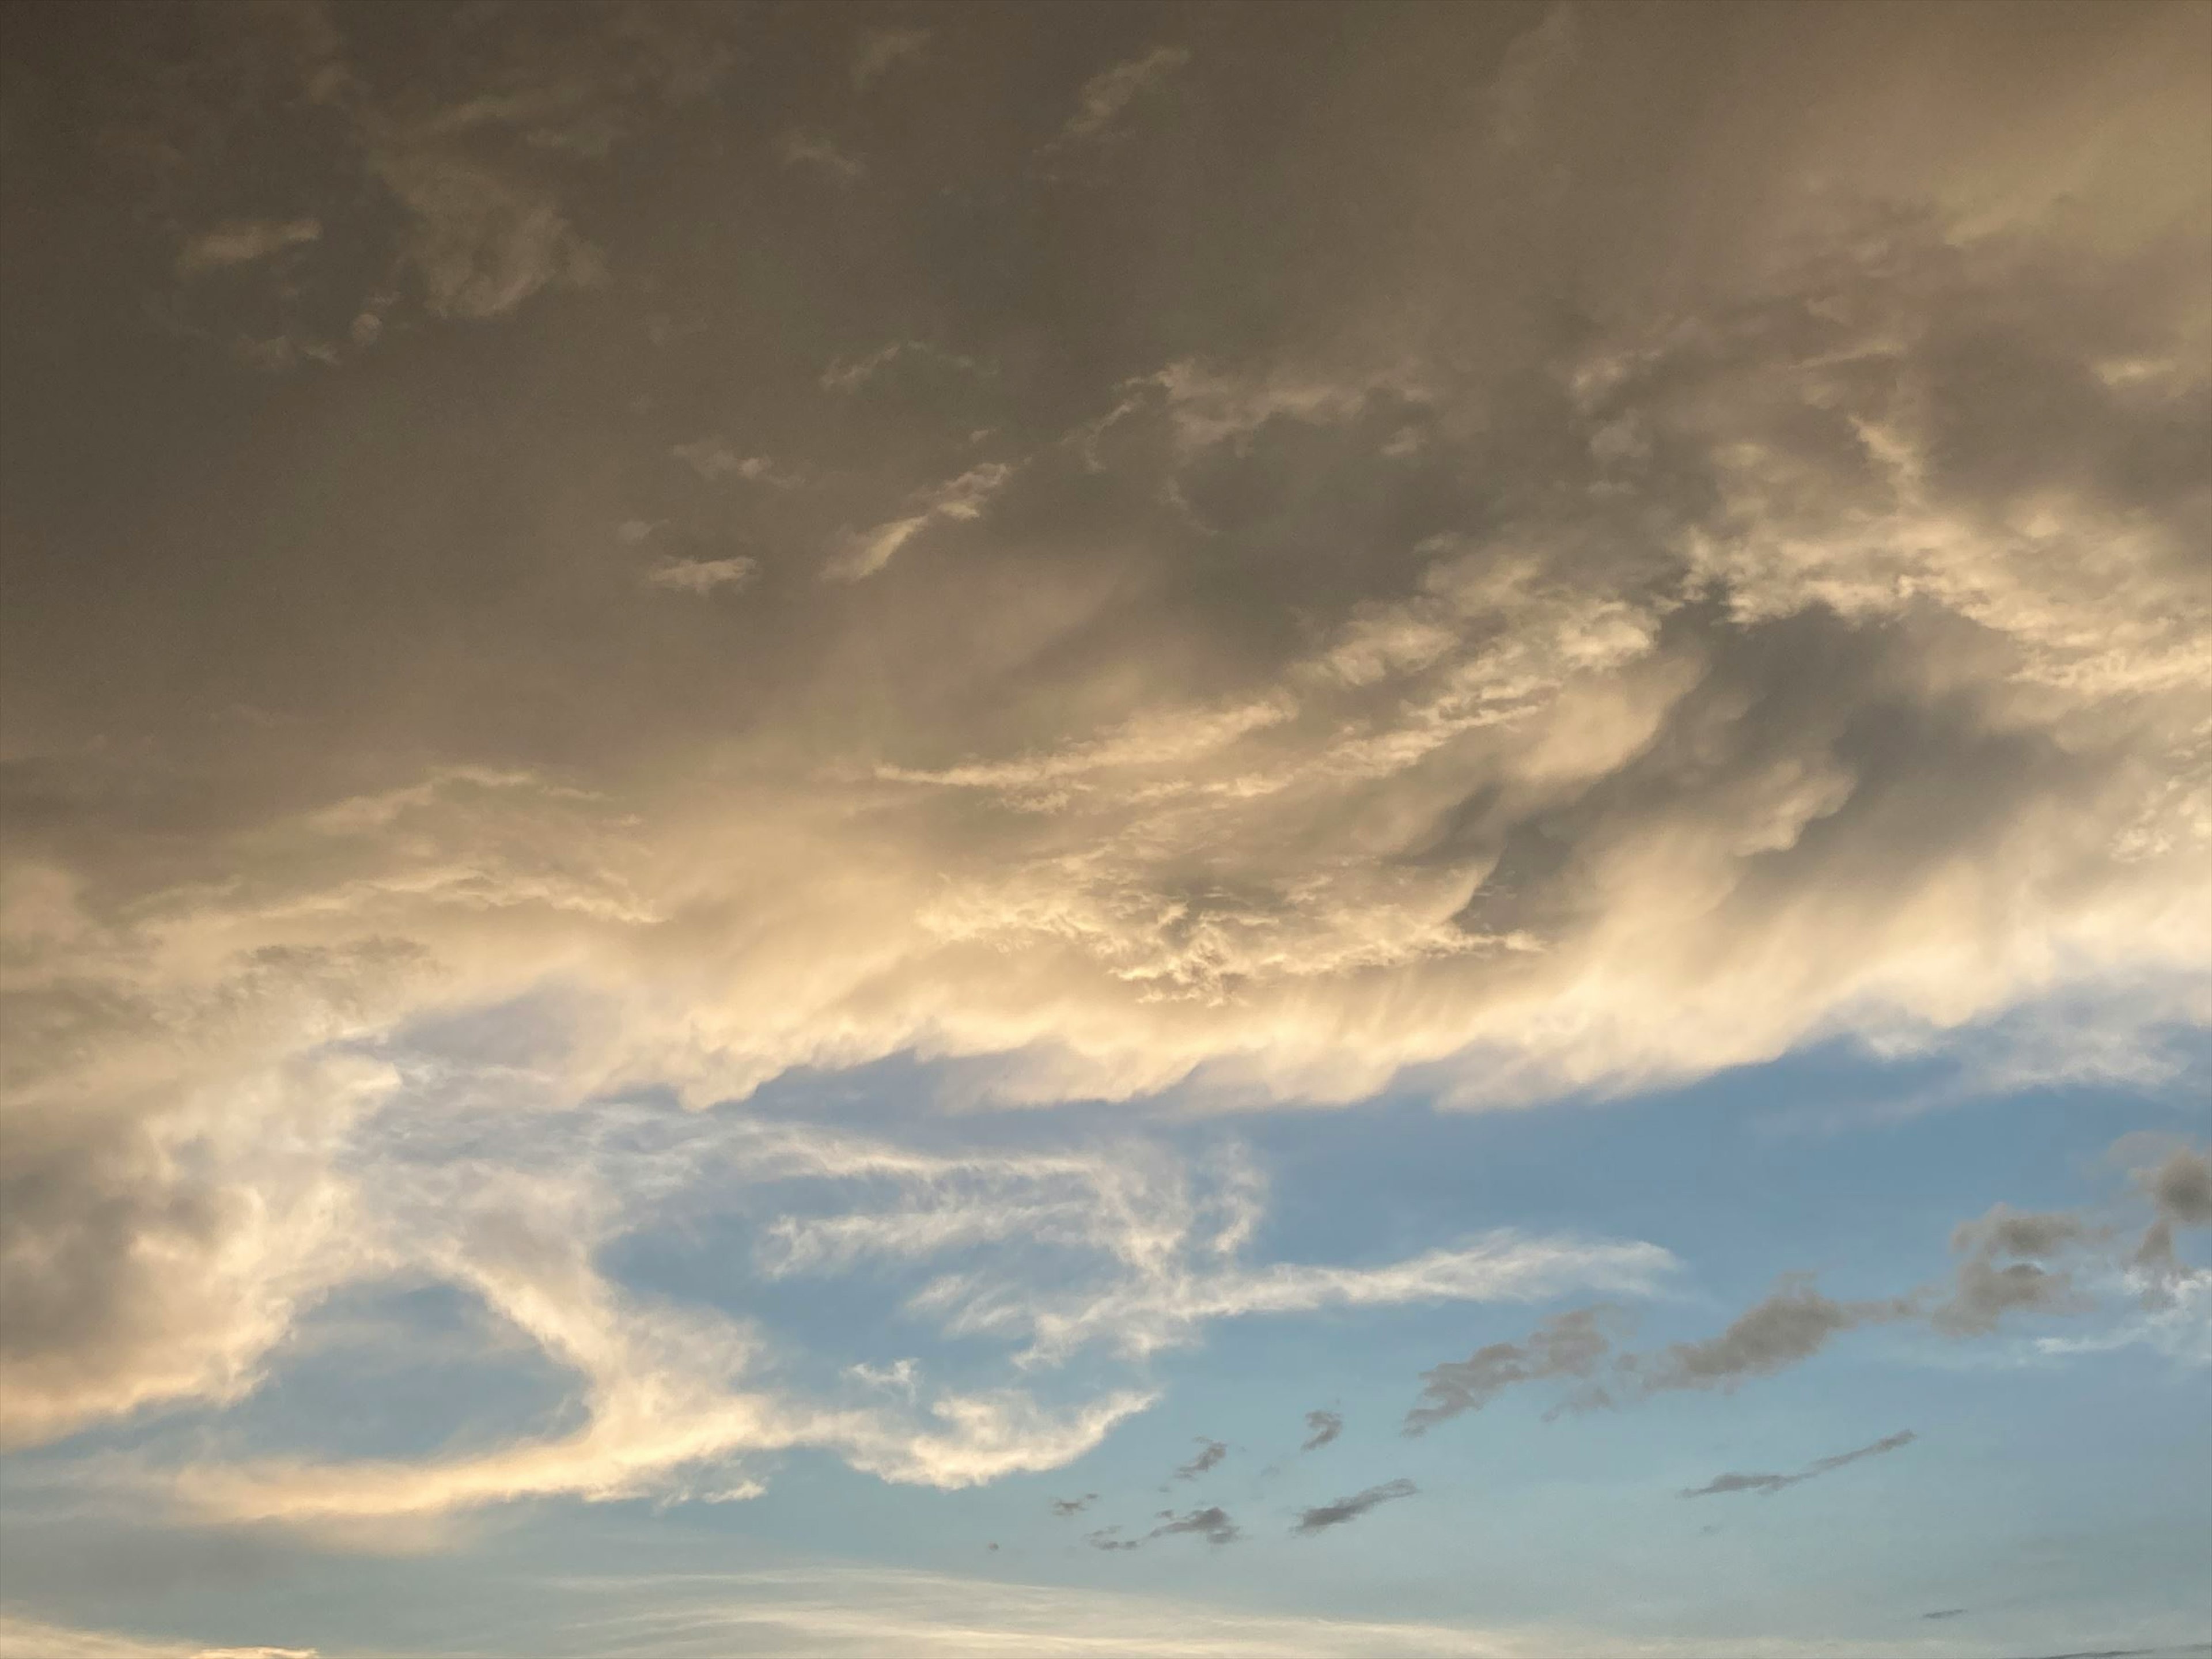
[1300,1409,1343,1452]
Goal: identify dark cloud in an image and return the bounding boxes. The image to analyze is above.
[1679,1429,1916,1499]
[1171,1437,1228,1482]
[2132,1145,2212,1285]
[1403,1166,2187,1432]
[1293,1478,1418,1535]
[1048,1493,1097,1517]
[1932,1207,2093,1336]
[1299,1409,1343,1452]
[1634,1278,1916,1392]
[1086,1505,1241,1550]
[1922,1608,1968,1620]
[1405,1306,1623,1433]
[1147,1505,1240,1546]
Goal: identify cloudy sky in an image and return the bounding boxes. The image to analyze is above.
[1,2,2209,1654]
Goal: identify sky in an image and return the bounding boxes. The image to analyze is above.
[0,1,2209,1655]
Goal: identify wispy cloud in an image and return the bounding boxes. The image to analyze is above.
[1293,1478,1418,1534]
[825,463,1013,581]
[1053,47,1190,147]
[1679,1430,1918,1499]
[779,129,865,183]
[176,217,322,275]
[645,556,758,595]
[673,438,802,487]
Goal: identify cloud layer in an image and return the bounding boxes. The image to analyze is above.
[0,0,2205,1588]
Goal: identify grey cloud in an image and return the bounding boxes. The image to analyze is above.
[1084,1503,1240,1551]
[1679,1429,1916,1499]
[1147,1505,1239,1545]
[2144,1147,2212,1226]
[1292,1478,1417,1535]
[1049,1493,1097,1517]
[1171,1437,1228,1482]
[2133,1145,2212,1282]
[1299,1409,1343,1451]
[1922,1608,1968,1620]
[1407,1184,2158,1432]
[1634,1277,1916,1393]
[1932,1207,2092,1337]
[1406,1305,1622,1433]
[1406,1261,2057,1431]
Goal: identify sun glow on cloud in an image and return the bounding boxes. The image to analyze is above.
[1,0,2208,1653]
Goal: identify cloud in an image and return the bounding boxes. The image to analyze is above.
[1406,1306,1624,1433]
[779,130,865,183]
[825,464,1013,581]
[370,148,605,321]
[1054,47,1190,146]
[1922,1608,1969,1621]
[1930,1206,2096,1336]
[1092,1504,1241,1549]
[1300,1408,1343,1451]
[1050,1492,1097,1516]
[1148,1504,1240,1544]
[176,217,322,275]
[0,1615,317,1658]
[4,1065,1656,1524]
[7,3,2207,1550]
[1679,1429,1917,1499]
[108,2,734,352]
[673,438,801,486]
[1405,1153,2200,1433]
[1293,1477,1417,1534]
[853,27,929,89]
[645,556,759,595]
[2133,1144,2212,1281]
[819,340,984,393]
[1631,1278,1916,1393]
[1172,1437,1228,1482]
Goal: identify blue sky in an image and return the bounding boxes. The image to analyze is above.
[1,3,2207,1656]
